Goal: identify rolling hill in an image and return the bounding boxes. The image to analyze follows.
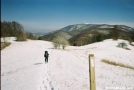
[41,24,134,44]
[1,37,134,90]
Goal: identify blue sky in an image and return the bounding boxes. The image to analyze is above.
[1,0,134,33]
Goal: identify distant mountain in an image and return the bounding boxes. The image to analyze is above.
[41,24,100,41]
[41,30,72,41]
[59,24,99,31]
[41,24,134,44]
[32,32,46,38]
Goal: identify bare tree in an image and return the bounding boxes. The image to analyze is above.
[110,25,120,40]
[61,38,69,49]
[16,30,27,41]
[26,32,37,40]
[52,37,69,49]
[1,21,25,37]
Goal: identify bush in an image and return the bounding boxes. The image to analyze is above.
[38,36,42,40]
[1,42,11,50]
[118,42,127,48]
[52,37,60,49]
[73,42,77,46]
[26,32,37,40]
[16,30,27,41]
[96,34,104,42]
[128,38,132,45]
[52,37,69,49]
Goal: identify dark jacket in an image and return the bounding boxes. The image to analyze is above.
[44,51,49,57]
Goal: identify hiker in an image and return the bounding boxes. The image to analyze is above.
[44,51,49,63]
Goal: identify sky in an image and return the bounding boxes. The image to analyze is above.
[1,0,134,33]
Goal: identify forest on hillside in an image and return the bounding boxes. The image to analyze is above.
[69,25,134,46]
[1,21,37,41]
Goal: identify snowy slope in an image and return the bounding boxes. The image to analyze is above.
[1,37,134,90]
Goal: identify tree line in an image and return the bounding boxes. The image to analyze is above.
[70,25,134,46]
[1,21,37,41]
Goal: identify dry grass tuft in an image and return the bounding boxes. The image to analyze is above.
[101,59,134,70]
[1,42,11,50]
[125,47,131,50]
[130,43,134,46]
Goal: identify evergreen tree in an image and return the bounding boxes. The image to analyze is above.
[38,36,42,40]
[96,34,104,42]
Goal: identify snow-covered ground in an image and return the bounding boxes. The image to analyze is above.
[1,37,134,90]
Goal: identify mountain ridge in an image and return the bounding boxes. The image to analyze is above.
[41,24,134,44]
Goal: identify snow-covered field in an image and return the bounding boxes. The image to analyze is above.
[1,37,134,90]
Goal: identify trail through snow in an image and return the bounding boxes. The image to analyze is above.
[39,64,54,90]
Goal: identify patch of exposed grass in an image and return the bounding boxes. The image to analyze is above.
[130,43,134,46]
[1,42,11,50]
[101,59,134,70]
[125,47,131,50]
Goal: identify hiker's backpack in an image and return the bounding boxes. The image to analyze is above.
[44,51,48,57]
